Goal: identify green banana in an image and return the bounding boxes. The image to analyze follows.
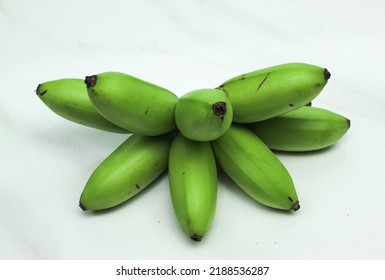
[36,78,128,133]
[218,63,330,123]
[85,72,178,136]
[175,88,233,141]
[248,106,351,152]
[79,133,172,211]
[169,133,217,241]
[211,124,299,211]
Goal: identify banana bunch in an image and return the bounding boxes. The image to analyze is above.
[36,62,350,242]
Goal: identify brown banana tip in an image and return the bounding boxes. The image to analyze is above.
[347,118,351,129]
[79,202,87,211]
[324,68,331,80]
[35,84,40,95]
[212,102,227,118]
[84,75,97,88]
[35,84,47,96]
[191,233,203,242]
[292,201,300,211]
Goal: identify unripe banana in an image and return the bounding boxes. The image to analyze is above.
[175,88,233,141]
[169,133,217,241]
[36,78,128,133]
[79,133,172,211]
[218,63,331,123]
[211,124,299,211]
[85,72,178,136]
[248,106,351,152]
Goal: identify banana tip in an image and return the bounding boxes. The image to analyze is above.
[35,84,40,95]
[84,75,97,88]
[324,68,331,80]
[191,233,203,242]
[212,102,227,118]
[79,202,87,211]
[347,118,351,129]
[292,201,300,211]
[35,84,47,96]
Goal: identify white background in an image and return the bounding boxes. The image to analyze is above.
[1,0,384,260]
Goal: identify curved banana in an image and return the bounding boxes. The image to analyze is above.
[175,88,233,141]
[79,133,173,211]
[36,78,128,133]
[211,124,299,211]
[218,63,331,123]
[85,72,178,136]
[169,133,217,241]
[248,106,351,152]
